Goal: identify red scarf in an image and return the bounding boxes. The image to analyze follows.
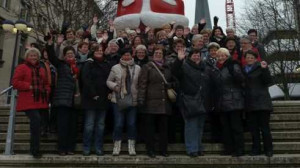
[66,59,79,79]
[216,62,224,69]
[94,56,104,63]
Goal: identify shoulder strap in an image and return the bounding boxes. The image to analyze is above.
[150,62,168,84]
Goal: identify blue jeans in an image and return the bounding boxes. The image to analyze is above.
[83,110,106,152]
[183,114,206,154]
[112,104,137,141]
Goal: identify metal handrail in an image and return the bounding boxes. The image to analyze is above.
[0,86,13,96]
[1,87,17,155]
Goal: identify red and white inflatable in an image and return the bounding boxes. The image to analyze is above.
[114,0,189,30]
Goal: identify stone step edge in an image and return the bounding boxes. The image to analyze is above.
[1,142,300,151]
[0,154,300,165]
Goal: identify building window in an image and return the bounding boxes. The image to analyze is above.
[0,0,10,9]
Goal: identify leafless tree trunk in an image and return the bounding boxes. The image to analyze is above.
[238,0,300,100]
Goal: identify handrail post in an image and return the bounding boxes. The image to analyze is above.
[4,89,17,155]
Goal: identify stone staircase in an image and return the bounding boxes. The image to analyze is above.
[0,101,300,167]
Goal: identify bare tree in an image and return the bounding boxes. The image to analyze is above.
[95,0,118,29]
[238,0,300,99]
[27,0,104,36]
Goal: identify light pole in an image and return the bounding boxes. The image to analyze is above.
[2,19,33,84]
[1,19,32,155]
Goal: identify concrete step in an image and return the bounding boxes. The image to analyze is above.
[273,107,300,113]
[0,113,299,124]
[272,101,300,107]
[1,122,299,133]
[1,131,300,143]
[0,154,300,168]
[0,154,299,168]
[0,142,299,154]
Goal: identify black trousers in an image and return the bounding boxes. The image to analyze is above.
[56,106,77,153]
[40,109,49,133]
[25,110,41,154]
[168,104,184,143]
[142,114,169,153]
[247,110,273,153]
[219,110,245,154]
[208,110,222,143]
[49,107,57,132]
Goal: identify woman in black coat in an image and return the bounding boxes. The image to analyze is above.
[46,37,79,156]
[172,48,219,157]
[215,48,245,157]
[243,50,273,157]
[81,45,112,156]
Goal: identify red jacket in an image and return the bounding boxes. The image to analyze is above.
[12,64,50,112]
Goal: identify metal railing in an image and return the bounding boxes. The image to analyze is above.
[0,86,17,155]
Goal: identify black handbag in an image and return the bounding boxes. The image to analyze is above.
[181,86,205,119]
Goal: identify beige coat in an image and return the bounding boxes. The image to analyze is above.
[106,61,141,106]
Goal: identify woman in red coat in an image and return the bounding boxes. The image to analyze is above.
[12,48,50,158]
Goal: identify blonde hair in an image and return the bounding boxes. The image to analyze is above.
[216,48,230,57]
[24,48,41,59]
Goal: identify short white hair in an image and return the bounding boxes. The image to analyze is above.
[217,48,230,57]
[135,45,147,51]
[24,48,41,59]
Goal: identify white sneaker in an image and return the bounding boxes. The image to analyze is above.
[112,140,121,156]
[128,140,136,156]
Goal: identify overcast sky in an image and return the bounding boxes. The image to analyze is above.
[184,0,245,29]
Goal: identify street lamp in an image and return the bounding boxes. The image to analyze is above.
[1,19,33,155]
[1,19,33,92]
[2,19,31,33]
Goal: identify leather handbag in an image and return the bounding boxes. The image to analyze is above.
[181,86,205,119]
[151,62,177,103]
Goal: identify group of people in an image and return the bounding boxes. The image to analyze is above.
[12,16,273,159]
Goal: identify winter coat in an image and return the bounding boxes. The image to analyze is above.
[138,61,173,115]
[165,52,178,66]
[46,44,77,108]
[106,59,140,106]
[205,57,220,111]
[81,58,112,110]
[12,63,50,112]
[134,56,149,67]
[105,53,121,66]
[172,58,219,114]
[243,62,273,112]
[217,59,245,112]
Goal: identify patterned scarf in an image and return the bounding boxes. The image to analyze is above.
[119,58,135,98]
[66,59,79,79]
[25,61,48,103]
